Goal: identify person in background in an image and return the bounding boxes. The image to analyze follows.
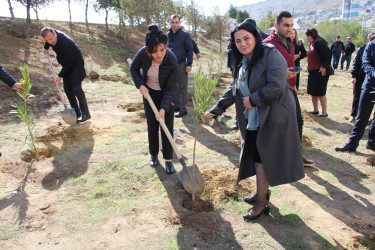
[244,18,269,40]
[41,27,91,123]
[348,33,375,123]
[305,28,332,118]
[331,36,344,70]
[0,65,25,91]
[335,34,375,152]
[203,22,304,220]
[130,27,178,174]
[181,26,200,59]
[167,14,193,118]
[290,28,307,90]
[263,11,315,167]
[340,37,355,71]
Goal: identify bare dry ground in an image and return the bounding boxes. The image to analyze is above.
[0,18,374,249]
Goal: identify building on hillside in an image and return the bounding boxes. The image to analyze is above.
[342,0,362,20]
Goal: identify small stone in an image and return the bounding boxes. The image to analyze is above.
[369,234,374,240]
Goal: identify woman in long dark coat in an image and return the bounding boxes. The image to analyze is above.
[204,22,304,220]
[291,28,307,90]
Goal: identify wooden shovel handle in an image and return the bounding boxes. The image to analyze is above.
[45,54,68,107]
[145,92,183,160]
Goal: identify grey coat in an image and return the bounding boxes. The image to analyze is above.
[208,44,304,186]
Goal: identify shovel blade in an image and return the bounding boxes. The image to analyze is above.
[61,108,77,125]
[177,164,205,198]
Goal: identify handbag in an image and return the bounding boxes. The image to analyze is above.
[326,65,334,76]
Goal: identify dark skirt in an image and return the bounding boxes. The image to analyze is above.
[307,69,329,96]
[245,129,262,164]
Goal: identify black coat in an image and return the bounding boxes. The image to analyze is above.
[44,30,86,84]
[313,39,332,68]
[294,40,307,67]
[0,65,16,88]
[351,44,366,84]
[130,48,178,111]
[343,42,356,56]
[331,41,344,54]
[362,40,375,89]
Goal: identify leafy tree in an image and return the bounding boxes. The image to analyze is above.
[94,0,116,30]
[228,3,237,19]
[31,0,53,21]
[204,6,230,51]
[257,10,275,34]
[184,0,204,38]
[317,20,365,47]
[236,10,249,23]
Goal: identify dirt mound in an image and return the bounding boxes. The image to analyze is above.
[21,147,57,162]
[302,135,313,149]
[217,72,232,87]
[1,161,28,179]
[101,74,123,82]
[118,101,143,112]
[181,168,255,212]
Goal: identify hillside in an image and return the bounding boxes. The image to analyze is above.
[0,17,375,249]
[238,0,342,20]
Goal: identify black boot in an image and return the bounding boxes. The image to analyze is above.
[150,156,159,166]
[165,161,175,175]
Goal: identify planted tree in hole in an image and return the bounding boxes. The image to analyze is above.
[192,73,218,166]
[10,64,38,159]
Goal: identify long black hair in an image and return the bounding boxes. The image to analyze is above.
[230,22,264,78]
[145,26,168,55]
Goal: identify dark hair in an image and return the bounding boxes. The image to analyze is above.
[336,35,340,39]
[40,27,54,38]
[305,28,328,45]
[276,11,292,25]
[305,27,318,39]
[368,32,375,41]
[170,14,180,21]
[230,22,264,78]
[148,24,158,31]
[145,28,168,54]
[244,18,256,27]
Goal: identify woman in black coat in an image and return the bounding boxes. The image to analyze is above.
[130,28,178,174]
[291,28,307,90]
[305,28,332,118]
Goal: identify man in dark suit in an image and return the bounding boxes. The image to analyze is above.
[41,27,90,123]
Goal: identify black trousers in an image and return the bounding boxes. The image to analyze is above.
[349,85,375,146]
[143,88,174,160]
[351,80,364,118]
[63,80,89,116]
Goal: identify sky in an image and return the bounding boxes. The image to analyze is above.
[0,0,265,25]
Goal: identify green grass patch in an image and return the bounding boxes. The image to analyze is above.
[0,224,20,240]
[63,159,164,223]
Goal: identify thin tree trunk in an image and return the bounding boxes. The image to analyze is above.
[33,5,39,21]
[68,0,72,33]
[7,0,14,19]
[85,0,89,28]
[26,0,31,38]
[105,9,109,30]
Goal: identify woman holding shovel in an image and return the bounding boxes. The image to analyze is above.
[130,27,178,174]
[204,22,304,220]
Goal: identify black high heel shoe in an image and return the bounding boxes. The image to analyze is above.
[243,189,271,204]
[243,202,270,220]
[150,156,159,166]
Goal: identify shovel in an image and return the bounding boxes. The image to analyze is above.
[45,54,77,125]
[145,92,205,201]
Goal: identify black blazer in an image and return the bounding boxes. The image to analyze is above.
[130,48,178,111]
